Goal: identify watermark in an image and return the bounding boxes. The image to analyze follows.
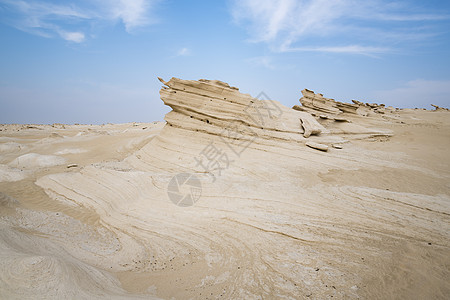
[219,120,257,157]
[167,91,282,206]
[194,142,233,182]
[167,173,202,207]
[244,92,283,127]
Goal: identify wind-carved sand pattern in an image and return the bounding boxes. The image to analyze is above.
[0,78,449,299]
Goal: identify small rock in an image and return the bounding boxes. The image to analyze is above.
[334,117,349,122]
[332,144,343,149]
[67,164,78,168]
[306,142,328,151]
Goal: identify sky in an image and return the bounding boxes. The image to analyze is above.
[0,0,449,124]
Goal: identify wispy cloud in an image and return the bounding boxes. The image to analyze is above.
[176,47,190,56]
[107,0,156,31]
[58,30,85,43]
[373,13,450,22]
[246,56,275,69]
[287,45,391,57]
[0,0,159,42]
[373,79,450,108]
[231,0,450,55]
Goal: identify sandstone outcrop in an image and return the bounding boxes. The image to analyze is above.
[296,89,343,115]
[291,88,393,141]
[158,77,326,144]
[295,89,398,117]
[157,78,394,154]
[431,104,449,111]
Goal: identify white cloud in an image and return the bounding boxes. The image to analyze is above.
[288,45,390,57]
[108,0,156,32]
[58,30,85,43]
[0,0,158,42]
[373,79,450,108]
[232,0,355,47]
[177,47,190,56]
[231,0,449,55]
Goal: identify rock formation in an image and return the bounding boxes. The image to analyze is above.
[295,91,355,118]
[294,88,399,117]
[157,78,392,153]
[431,104,449,111]
[158,77,326,144]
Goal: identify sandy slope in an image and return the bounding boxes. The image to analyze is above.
[0,79,449,299]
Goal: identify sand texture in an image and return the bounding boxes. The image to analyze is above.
[1,78,449,299]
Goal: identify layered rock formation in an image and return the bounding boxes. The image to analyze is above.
[294,88,399,117]
[295,88,345,115]
[156,78,392,154]
[432,104,450,111]
[158,77,326,143]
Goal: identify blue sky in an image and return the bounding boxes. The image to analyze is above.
[1,0,449,124]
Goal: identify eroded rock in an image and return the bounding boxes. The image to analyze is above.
[299,89,342,115]
[305,141,329,151]
[431,104,449,111]
[158,77,326,144]
[301,117,322,138]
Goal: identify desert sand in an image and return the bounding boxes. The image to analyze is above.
[0,78,449,299]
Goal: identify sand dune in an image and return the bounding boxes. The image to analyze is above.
[0,78,449,299]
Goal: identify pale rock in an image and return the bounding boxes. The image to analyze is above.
[9,153,66,169]
[305,141,329,151]
[301,117,322,138]
[158,77,326,144]
[299,89,342,115]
